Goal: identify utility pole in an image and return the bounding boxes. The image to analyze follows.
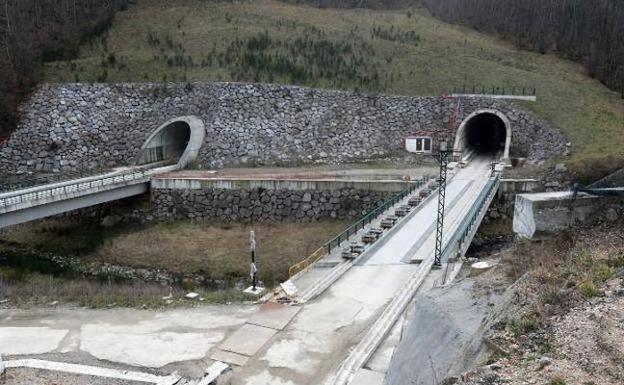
[250,230,258,292]
[434,141,450,267]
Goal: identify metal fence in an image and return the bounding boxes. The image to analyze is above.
[287,176,429,278]
[136,145,184,165]
[324,177,428,254]
[288,247,325,278]
[0,169,149,209]
[0,166,113,193]
[439,173,501,262]
[451,85,537,96]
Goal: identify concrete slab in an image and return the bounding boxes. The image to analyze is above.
[243,286,266,296]
[80,323,225,367]
[259,331,331,375]
[351,368,385,384]
[247,303,301,331]
[0,327,68,355]
[0,305,256,368]
[219,324,277,357]
[210,349,250,367]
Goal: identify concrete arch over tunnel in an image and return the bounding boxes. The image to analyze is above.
[136,116,205,169]
[454,109,511,160]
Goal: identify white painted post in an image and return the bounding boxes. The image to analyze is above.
[0,353,5,375]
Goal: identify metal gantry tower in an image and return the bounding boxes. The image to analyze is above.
[433,148,451,267]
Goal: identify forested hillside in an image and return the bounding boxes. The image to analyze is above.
[0,0,126,136]
[419,0,624,98]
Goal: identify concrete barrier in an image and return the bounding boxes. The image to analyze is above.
[513,190,624,238]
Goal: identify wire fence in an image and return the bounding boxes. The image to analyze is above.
[451,85,537,96]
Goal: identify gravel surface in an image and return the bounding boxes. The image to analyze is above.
[1,367,142,385]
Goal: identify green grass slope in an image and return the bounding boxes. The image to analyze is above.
[42,0,623,171]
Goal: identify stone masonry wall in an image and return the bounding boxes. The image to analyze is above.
[0,82,568,175]
[150,187,394,222]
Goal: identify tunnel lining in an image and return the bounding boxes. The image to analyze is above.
[136,116,206,169]
[453,109,511,160]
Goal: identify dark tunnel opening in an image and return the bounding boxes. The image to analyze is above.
[137,121,191,165]
[463,113,507,155]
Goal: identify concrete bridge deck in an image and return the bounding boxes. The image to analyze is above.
[0,165,176,229]
[216,156,498,385]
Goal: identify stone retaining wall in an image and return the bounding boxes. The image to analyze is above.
[150,187,395,222]
[0,82,568,175]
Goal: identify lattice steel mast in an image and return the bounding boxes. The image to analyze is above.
[433,142,451,267]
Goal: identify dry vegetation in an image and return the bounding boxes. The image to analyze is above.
[0,217,348,307]
[0,274,249,308]
[93,220,348,282]
[0,218,349,283]
[457,221,624,385]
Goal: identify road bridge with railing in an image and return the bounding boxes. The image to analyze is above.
[0,165,177,229]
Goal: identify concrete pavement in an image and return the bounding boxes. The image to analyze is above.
[0,158,497,385]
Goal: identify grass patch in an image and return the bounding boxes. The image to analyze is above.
[504,222,624,319]
[508,312,539,336]
[549,377,567,385]
[42,0,624,166]
[0,272,246,308]
[579,279,602,299]
[0,217,350,286]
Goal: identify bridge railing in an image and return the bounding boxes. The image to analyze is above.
[440,172,501,262]
[323,177,428,254]
[0,169,149,209]
[288,177,429,279]
[0,166,114,193]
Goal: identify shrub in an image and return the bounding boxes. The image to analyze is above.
[579,279,602,298]
[595,263,615,282]
[549,376,567,385]
[508,313,539,336]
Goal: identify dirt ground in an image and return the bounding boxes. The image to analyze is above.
[450,221,624,385]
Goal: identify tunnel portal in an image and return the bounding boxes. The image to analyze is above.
[136,116,205,169]
[454,110,511,159]
[137,121,190,165]
[464,113,506,154]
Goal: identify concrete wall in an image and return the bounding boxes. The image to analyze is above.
[149,178,406,222]
[513,191,624,238]
[0,82,568,176]
[482,179,540,221]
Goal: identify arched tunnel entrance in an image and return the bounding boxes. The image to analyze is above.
[454,110,511,160]
[136,116,205,169]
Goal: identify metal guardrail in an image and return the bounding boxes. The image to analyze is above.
[288,247,325,278]
[451,85,537,96]
[0,170,149,208]
[288,176,429,278]
[439,173,501,262]
[324,177,428,254]
[136,145,184,166]
[0,166,113,193]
